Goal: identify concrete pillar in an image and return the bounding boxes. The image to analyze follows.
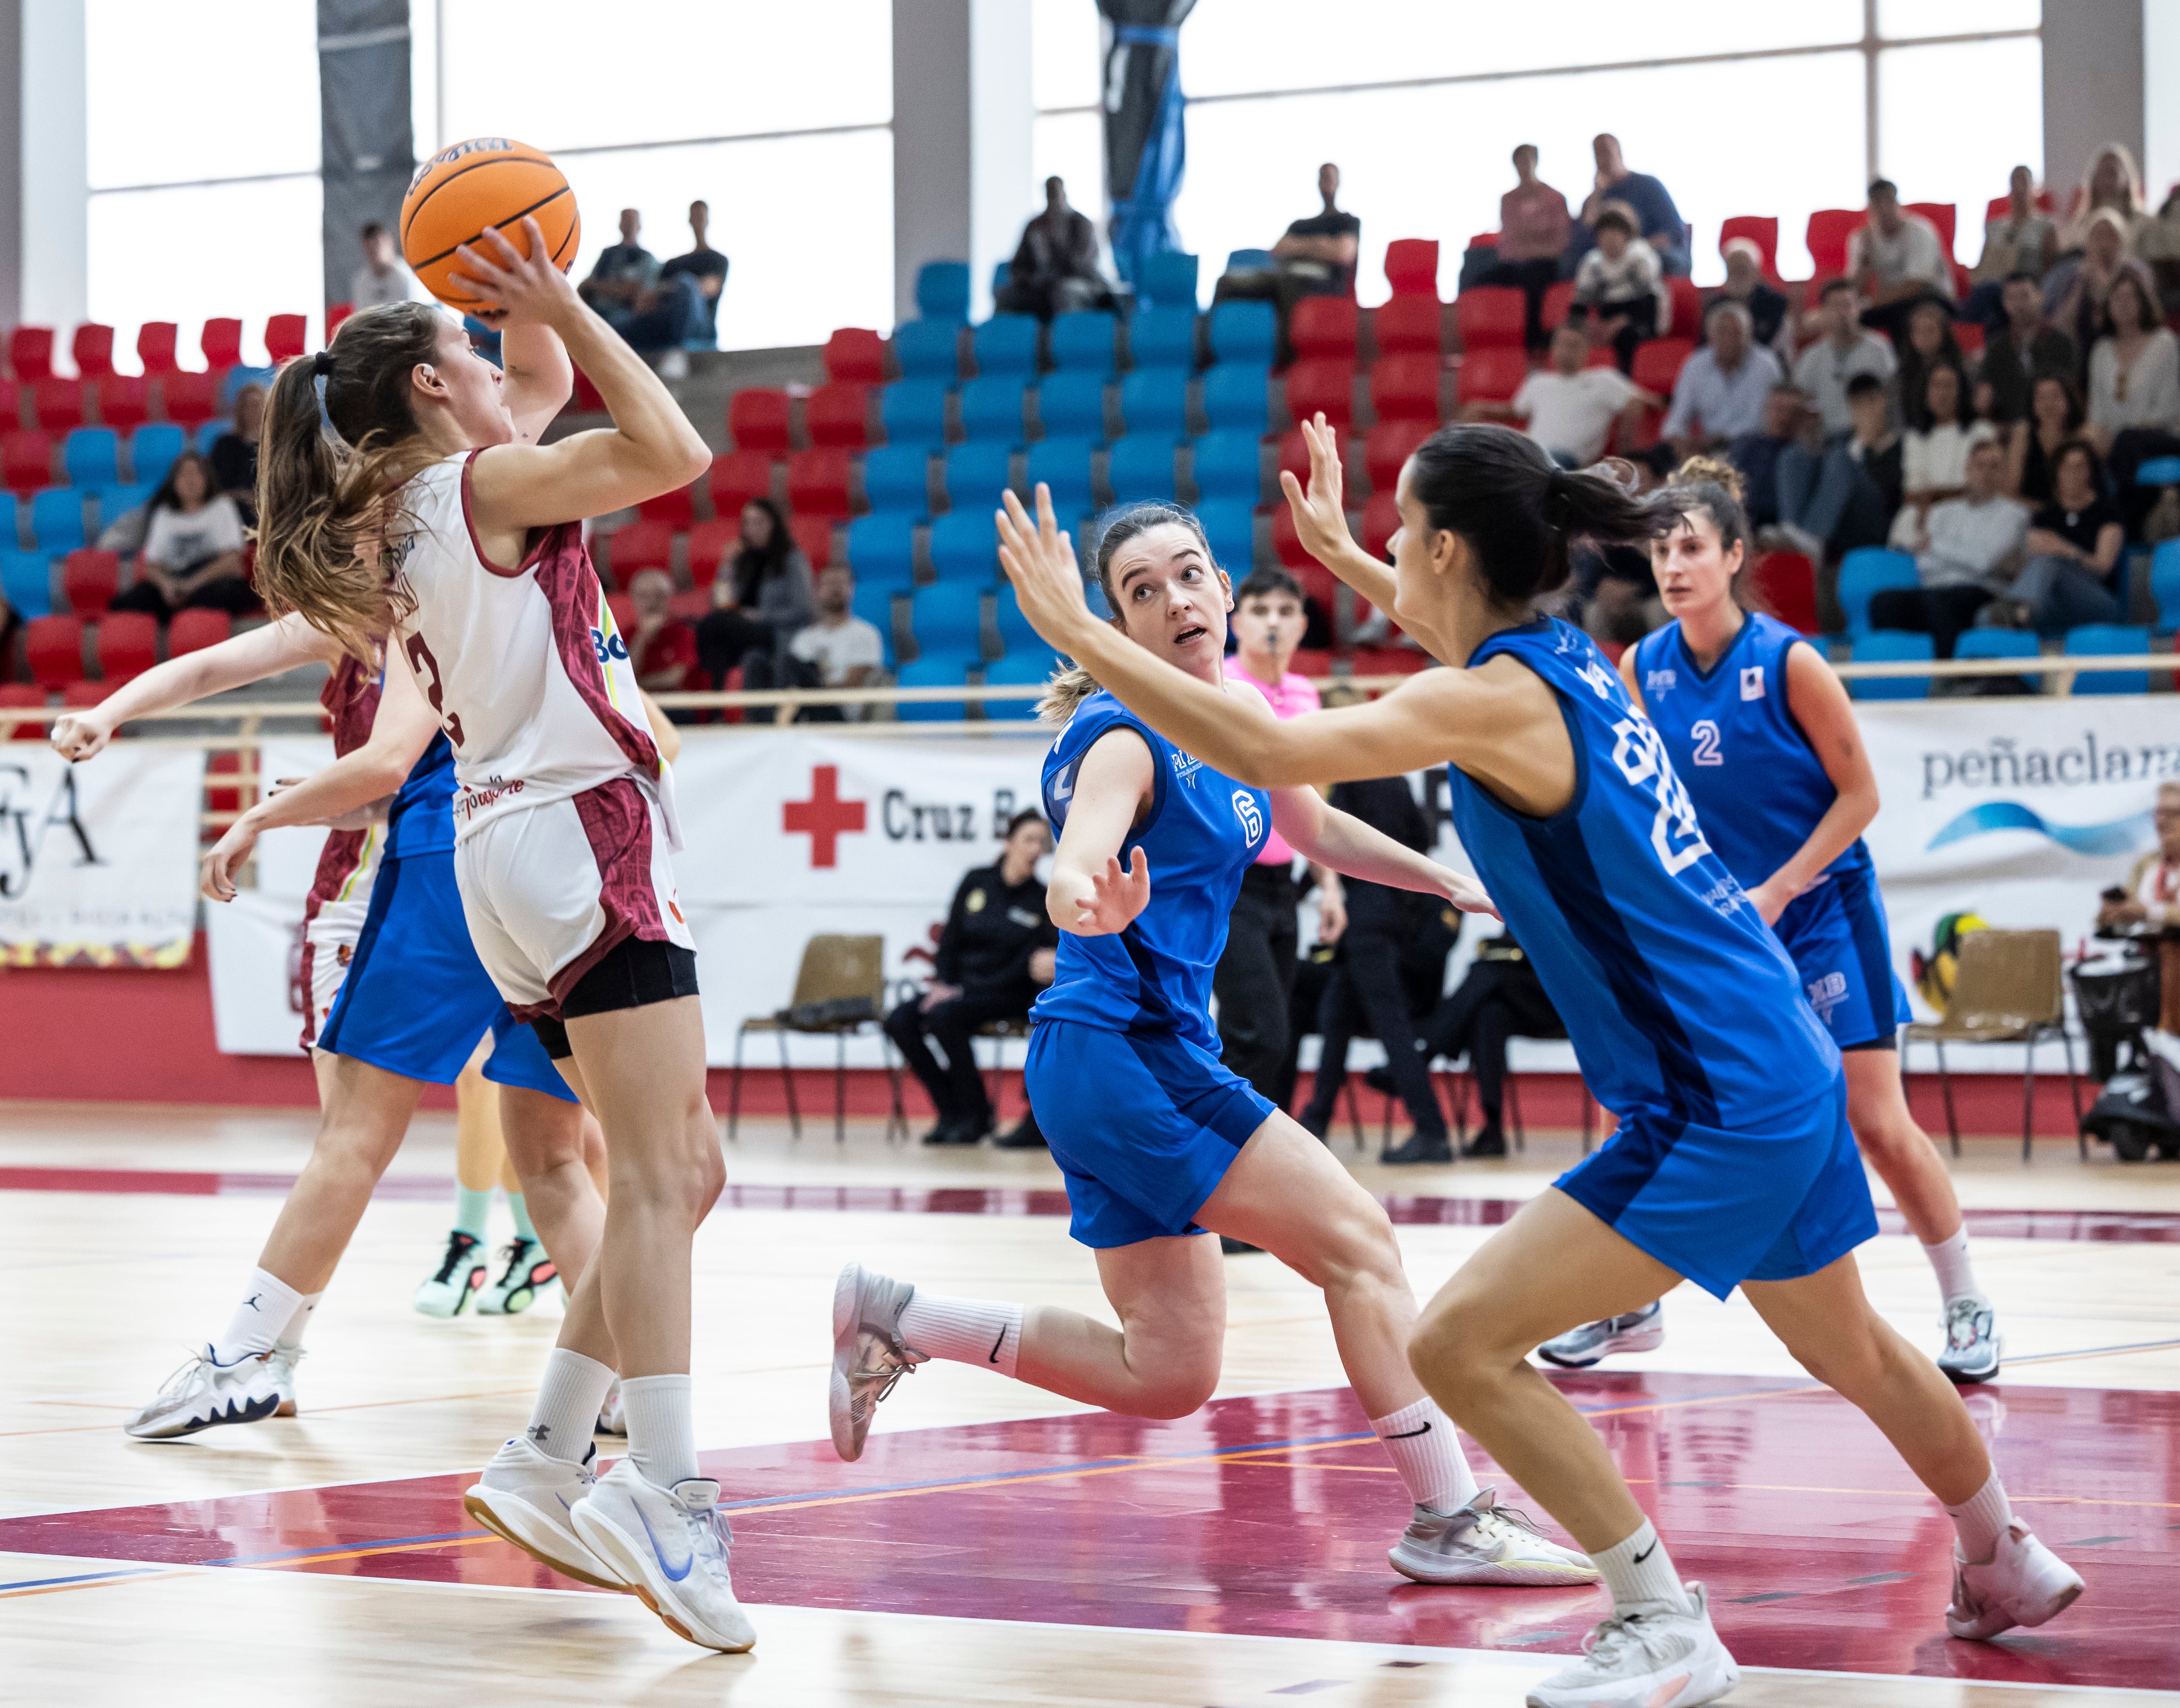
[2041,0,2145,208]
[0,0,88,331]
[2145,0,2179,212]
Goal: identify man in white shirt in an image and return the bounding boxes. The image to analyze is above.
[788,565,886,721]
[1792,279,1899,436]
[1849,179,1954,339]
[1476,320,1659,465]
[1867,436,2027,656]
[348,221,429,309]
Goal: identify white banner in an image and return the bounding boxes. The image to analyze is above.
[0,745,204,967]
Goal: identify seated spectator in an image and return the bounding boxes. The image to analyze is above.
[1892,297,1966,434]
[348,220,427,309]
[885,812,1058,1146]
[2139,183,2180,319]
[995,177,1109,322]
[1272,162,1361,299]
[2048,210,2131,374]
[1869,436,2028,656]
[657,200,728,349]
[1998,439,2127,635]
[2084,263,2180,528]
[766,564,887,722]
[696,496,814,691]
[580,207,657,321]
[1662,299,1782,455]
[2058,143,2150,255]
[1477,143,1572,348]
[1567,132,1689,277]
[1569,206,1663,372]
[1399,929,1567,1159]
[208,383,263,523]
[1850,178,1956,332]
[108,452,255,619]
[580,207,708,359]
[1477,318,1658,466]
[627,568,697,700]
[1727,385,1810,528]
[1711,236,1790,354]
[1792,278,1898,439]
[1889,362,1989,535]
[1964,167,2058,327]
[1772,371,1903,562]
[2099,783,2180,1037]
[2009,370,2091,503]
[1978,271,2077,425]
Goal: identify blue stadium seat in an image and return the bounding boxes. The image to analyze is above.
[220,366,275,409]
[928,508,1000,580]
[1118,369,1190,438]
[943,442,1014,511]
[1848,631,1933,700]
[972,314,1040,378]
[2065,623,2151,694]
[93,484,149,532]
[1193,499,1257,575]
[1224,247,1277,274]
[1086,573,1113,620]
[63,429,118,490]
[1190,431,1263,504]
[912,581,987,659]
[1106,435,1178,503]
[1207,301,1277,366]
[2151,539,2180,632]
[1836,547,1920,638]
[893,319,962,380]
[30,488,85,553]
[2133,455,2180,489]
[956,376,1026,444]
[129,423,184,490]
[980,650,1058,719]
[1036,372,1108,440]
[0,491,21,547]
[915,261,972,323]
[1127,305,1197,373]
[880,379,951,447]
[850,582,900,667]
[1049,311,1118,375]
[1139,251,1200,310]
[846,514,918,589]
[896,655,971,720]
[1026,436,1098,519]
[1953,629,2039,663]
[1200,364,1269,436]
[0,549,51,619]
[860,446,931,517]
[192,420,233,453]
[994,584,1041,655]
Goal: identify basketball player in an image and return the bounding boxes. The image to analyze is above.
[832,500,1600,1592]
[991,425,2081,1707]
[1538,460,2002,1383]
[245,221,746,1651]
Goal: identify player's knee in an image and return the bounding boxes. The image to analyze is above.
[1408,1288,1496,1391]
[1137,1359,1220,1419]
[1290,1198,1403,1295]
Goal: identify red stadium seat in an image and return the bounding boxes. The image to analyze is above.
[1371,352,1443,421]
[569,366,606,413]
[1747,551,1818,636]
[1540,281,1576,332]
[95,375,148,433]
[95,611,157,683]
[1291,559,1339,618]
[8,326,54,382]
[168,607,232,656]
[201,318,243,373]
[709,450,773,517]
[326,302,355,339]
[1371,293,1441,356]
[1365,419,1434,494]
[727,387,792,454]
[787,446,853,519]
[136,322,181,376]
[1454,346,1528,406]
[1631,338,1696,398]
[604,519,674,586]
[1806,209,1863,279]
[1906,201,1956,258]
[1454,287,1526,350]
[668,590,709,623]
[205,749,244,812]
[1468,231,1500,251]
[62,549,119,617]
[1,429,53,492]
[804,382,871,449]
[160,372,219,429]
[1271,503,1310,569]
[1953,321,1985,356]
[792,513,835,569]
[605,592,636,635]
[0,378,18,430]
[71,324,116,380]
[687,518,736,588]
[0,682,46,740]
[1717,216,1780,278]
[32,378,86,432]
[264,314,308,364]
[1283,358,1355,430]
[823,327,886,385]
[1275,428,1312,491]
[1289,647,1331,677]
[1360,492,1400,559]
[1351,646,1429,677]
[1383,239,1439,298]
[637,482,696,528]
[1290,297,1359,363]
[61,677,110,708]
[1666,277,1704,342]
[25,615,85,686]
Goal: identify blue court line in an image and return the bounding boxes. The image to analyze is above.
[199,1526,486,1568]
[0,1565,171,1593]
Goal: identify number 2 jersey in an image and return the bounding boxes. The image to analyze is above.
[1444,619,1839,1131]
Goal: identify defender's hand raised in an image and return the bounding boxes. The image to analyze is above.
[1276,414,1361,568]
[1071,847,1151,936]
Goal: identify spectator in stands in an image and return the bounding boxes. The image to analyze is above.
[1396,929,1566,1159]
[1272,162,1361,298]
[885,811,1058,1146]
[348,220,427,309]
[1478,143,1572,348]
[1998,439,2127,635]
[995,177,1108,321]
[2009,370,2093,505]
[2058,143,2150,255]
[1727,385,1811,529]
[580,207,709,361]
[1978,271,2076,425]
[1850,180,1955,338]
[1964,167,2058,328]
[2100,783,2180,1036]
[1792,278,1898,439]
[695,496,814,691]
[774,564,886,722]
[1869,436,2027,656]
[657,200,729,349]
[1568,206,1663,372]
[1568,132,1689,277]
[2048,210,2131,374]
[2084,264,2180,524]
[580,208,658,322]
[1662,299,1782,456]
[627,569,697,702]
[1712,236,1790,354]
[1891,363,1989,532]
[108,452,255,619]
[208,383,263,522]
[1479,318,1658,466]
[1892,298,1967,446]
[1771,371,1902,563]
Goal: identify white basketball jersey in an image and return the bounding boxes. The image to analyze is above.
[387,452,668,840]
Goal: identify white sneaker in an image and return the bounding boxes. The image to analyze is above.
[1527,1584,1739,1708]
[1389,1487,1601,1586]
[475,1238,557,1316]
[598,1381,626,1436]
[414,1230,489,1318]
[266,1345,302,1418]
[1946,1520,2084,1640]
[1936,1297,2002,1385]
[829,1262,927,1462]
[571,1460,757,1651]
[465,1435,624,1590]
[124,1348,285,1440]
[1537,1302,1666,1370]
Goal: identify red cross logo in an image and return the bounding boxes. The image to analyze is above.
[783,764,866,868]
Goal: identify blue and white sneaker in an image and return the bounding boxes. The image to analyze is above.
[1936,1297,2002,1385]
[1537,1302,1667,1370]
[124,1348,285,1440]
[572,1461,757,1651]
[465,1434,624,1591]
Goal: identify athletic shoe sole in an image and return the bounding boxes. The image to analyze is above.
[463,1486,625,1593]
[1938,1345,2003,1385]
[571,1500,756,1652]
[1388,1548,1600,1587]
[1525,1652,1739,1708]
[829,1263,867,1461]
[124,1393,282,1441]
[1947,1576,2082,1640]
[1536,1323,1666,1370]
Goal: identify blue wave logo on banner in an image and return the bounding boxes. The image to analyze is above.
[1927,801,2152,857]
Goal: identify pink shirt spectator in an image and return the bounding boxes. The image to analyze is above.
[1497,182,1572,263]
[1233,662,1321,865]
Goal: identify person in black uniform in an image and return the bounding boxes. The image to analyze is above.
[886,811,1057,1147]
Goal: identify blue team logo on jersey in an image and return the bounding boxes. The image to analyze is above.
[591,627,630,664]
[1645,667,1676,696]
[1232,790,1264,847]
[1172,751,1205,787]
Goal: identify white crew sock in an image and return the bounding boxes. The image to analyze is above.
[1369,1397,1480,1514]
[211,1268,304,1365]
[524,1348,616,1465]
[1922,1228,1985,1307]
[274,1292,324,1353]
[898,1293,1023,1379]
[1946,1470,2013,1564]
[1593,1518,1695,1616]
[620,1373,699,1490]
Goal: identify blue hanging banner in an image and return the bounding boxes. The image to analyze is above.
[1098,3,1195,289]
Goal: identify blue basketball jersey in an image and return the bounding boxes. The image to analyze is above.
[1447,620,1839,1129]
[1033,689,1271,1052]
[1632,613,1872,893]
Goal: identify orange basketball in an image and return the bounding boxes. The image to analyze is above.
[399,137,581,314]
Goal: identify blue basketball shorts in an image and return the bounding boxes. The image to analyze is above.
[1776,866,1914,1051]
[1024,1018,1276,1249]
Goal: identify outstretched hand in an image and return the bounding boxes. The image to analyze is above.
[201,815,260,903]
[1276,414,1361,568]
[1072,847,1151,936]
[48,710,112,762]
[448,216,579,327]
[996,485,1095,651]
[1443,869,1501,922]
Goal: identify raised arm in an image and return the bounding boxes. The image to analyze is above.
[1271,785,1497,918]
[1046,730,1155,937]
[497,320,574,446]
[1742,641,1880,925]
[50,612,339,761]
[1277,414,1397,615]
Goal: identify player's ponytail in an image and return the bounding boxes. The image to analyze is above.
[254,301,448,663]
[1037,501,1220,723]
[1405,424,1681,613]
